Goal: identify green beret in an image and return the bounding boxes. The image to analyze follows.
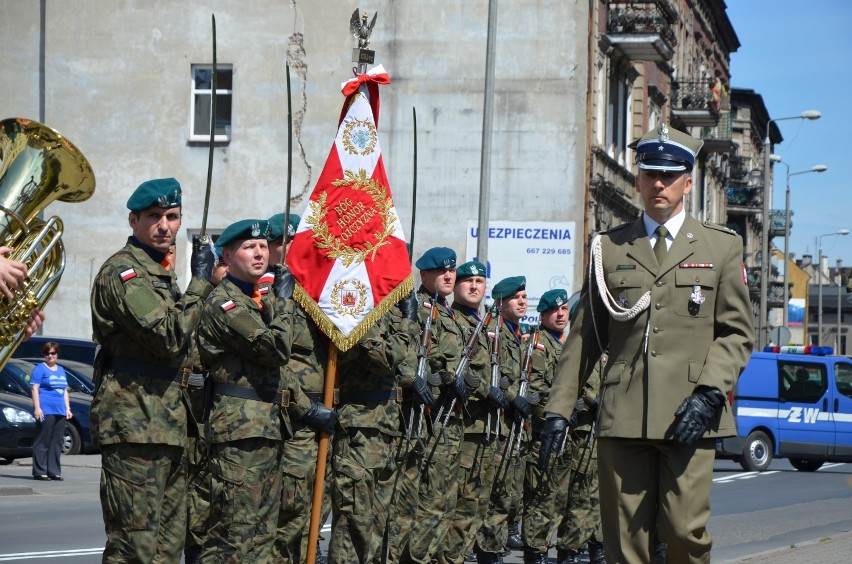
[456,261,486,280]
[415,247,456,270]
[537,288,569,312]
[492,276,525,300]
[569,299,580,321]
[267,213,301,241]
[126,178,182,211]
[217,219,270,249]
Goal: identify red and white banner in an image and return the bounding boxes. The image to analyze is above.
[288,65,412,351]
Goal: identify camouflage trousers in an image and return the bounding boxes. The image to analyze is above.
[556,430,602,551]
[476,434,526,554]
[386,424,425,562]
[522,436,574,553]
[329,427,400,564]
[99,442,187,563]
[184,434,210,553]
[273,426,333,563]
[441,433,501,564]
[401,416,463,563]
[201,437,283,563]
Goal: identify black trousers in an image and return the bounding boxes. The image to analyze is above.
[32,415,66,477]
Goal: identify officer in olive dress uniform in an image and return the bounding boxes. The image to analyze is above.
[196,219,336,562]
[90,178,215,562]
[442,261,506,564]
[477,276,533,563]
[520,289,570,564]
[540,124,754,563]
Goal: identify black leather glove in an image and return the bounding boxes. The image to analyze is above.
[411,374,436,408]
[397,290,419,322]
[525,390,541,405]
[450,374,470,402]
[486,385,509,411]
[672,386,726,445]
[272,264,295,300]
[303,402,338,435]
[510,394,532,421]
[190,235,215,280]
[567,396,586,428]
[538,416,569,471]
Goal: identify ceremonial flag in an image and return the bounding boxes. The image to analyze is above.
[289,65,412,351]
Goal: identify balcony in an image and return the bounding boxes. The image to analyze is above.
[701,111,735,154]
[604,1,677,62]
[747,267,784,307]
[670,79,724,127]
[769,209,787,238]
[726,186,761,211]
[728,155,750,183]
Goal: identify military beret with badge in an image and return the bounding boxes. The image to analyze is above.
[266,213,301,241]
[456,261,486,281]
[126,177,182,211]
[216,219,270,249]
[415,247,456,270]
[492,276,525,300]
[536,288,568,313]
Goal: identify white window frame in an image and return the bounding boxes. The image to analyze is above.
[189,64,233,142]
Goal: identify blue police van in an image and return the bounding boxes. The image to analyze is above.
[716,345,852,472]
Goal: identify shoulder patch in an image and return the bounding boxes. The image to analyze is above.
[119,268,137,282]
[258,272,275,286]
[536,343,546,351]
[702,221,737,236]
[422,302,432,309]
[220,300,236,312]
[258,286,269,295]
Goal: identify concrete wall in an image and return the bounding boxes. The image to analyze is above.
[0,0,589,339]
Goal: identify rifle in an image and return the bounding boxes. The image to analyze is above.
[487,304,503,441]
[497,325,539,480]
[408,290,439,442]
[433,304,497,432]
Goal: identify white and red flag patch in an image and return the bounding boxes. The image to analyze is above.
[288,65,412,351]
[119,268,137,282]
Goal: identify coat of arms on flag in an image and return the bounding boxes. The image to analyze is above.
[288,65,412,351]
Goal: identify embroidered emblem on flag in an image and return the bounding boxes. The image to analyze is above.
[119,268,136,282]
[287,65,412,351]
[220,300,236,312]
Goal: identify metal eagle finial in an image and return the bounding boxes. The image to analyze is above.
[350,9,378,49]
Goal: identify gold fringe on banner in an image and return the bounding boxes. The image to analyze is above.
[294,273,414,352]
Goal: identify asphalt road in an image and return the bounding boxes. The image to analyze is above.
[0,456,850,562]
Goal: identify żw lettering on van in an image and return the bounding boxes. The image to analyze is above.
[787,406,820,424]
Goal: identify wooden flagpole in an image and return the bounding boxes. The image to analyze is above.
[305,344,337,564]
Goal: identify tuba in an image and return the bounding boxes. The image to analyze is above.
[0,118,95,368]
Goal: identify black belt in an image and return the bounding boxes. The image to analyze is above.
[106,357,193,388]
[334,387,402,405]
[305,392,322,403]
[215,383,291,407]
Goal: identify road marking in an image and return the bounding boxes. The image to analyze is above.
[713,470,779,483]
[0,548,103,561]
[821,462,846,470]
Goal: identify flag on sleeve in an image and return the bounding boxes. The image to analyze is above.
[287,65,412,351]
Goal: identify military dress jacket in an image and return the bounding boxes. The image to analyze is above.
[197,279,311,444]
[545,215,754,440]
[90,238,212,447]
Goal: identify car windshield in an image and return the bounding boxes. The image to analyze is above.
[0,364,31,397]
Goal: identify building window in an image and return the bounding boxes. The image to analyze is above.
[605,63,632,165]
[190,64,233,142]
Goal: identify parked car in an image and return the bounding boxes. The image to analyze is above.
[20,358,95,395]
[716,345,852,472]
[13,336,97,365]
[0,391,38,464]
[0,358,94,455]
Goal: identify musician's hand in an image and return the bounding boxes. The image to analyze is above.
[23,309,45,340]
[0,248,26,300]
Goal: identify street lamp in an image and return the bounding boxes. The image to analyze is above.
[837,259,843,353]
[772,157,828,327]
[817,229,849,346]
[758,110,821,348]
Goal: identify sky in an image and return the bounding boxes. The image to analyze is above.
[726,1,852,267]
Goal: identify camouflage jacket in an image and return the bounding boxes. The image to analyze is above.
[336,310,417,436]
[286,304,328,397]
[197,278,312,444]
[452,303,497,432]
[416,287,465,416]
[528,328,564,433]
[90,238,211,447]
[484,317,524,436]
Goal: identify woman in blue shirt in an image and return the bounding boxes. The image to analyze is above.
[30,342,72,480]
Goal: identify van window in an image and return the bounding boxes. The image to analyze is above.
[778,362,826,403]
[835,363,852,399]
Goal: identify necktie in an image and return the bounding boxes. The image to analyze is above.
[654,225,669,266]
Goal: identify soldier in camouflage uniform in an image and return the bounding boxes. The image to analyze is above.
[520,289,571,564]
[90,178,215,562]
[555,343,604,564]
[399,247,473,563]
[476,276,533,564]
[329,304,418,563]
[264,213,333,564]
[442,261,508,564]
[196,219,336,562]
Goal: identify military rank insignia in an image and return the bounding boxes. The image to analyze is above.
[119,268,137,282]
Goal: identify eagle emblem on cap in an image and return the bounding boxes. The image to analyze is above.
[555,296,564,305]
[470,265,480,275]
[157,194,169,207]
[657,123,669,143]
[251,222,261,237]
